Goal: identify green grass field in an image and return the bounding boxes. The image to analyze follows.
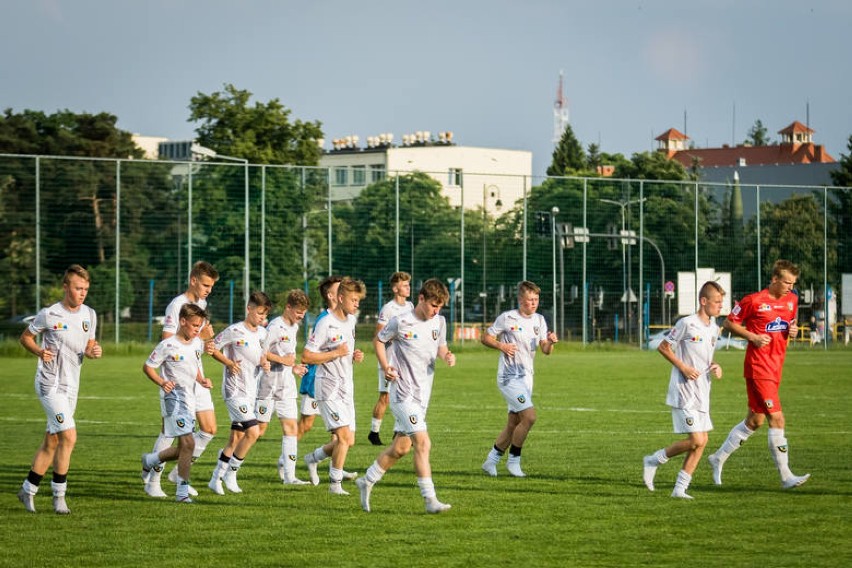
[0,343,849,567]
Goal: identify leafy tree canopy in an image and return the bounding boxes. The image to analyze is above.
[547,124,588,177]
[745,119,771,146]
[188,84,324,166]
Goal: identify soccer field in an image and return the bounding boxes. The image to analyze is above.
[0,345,849,567]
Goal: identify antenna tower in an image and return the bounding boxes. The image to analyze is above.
[553,70,569,143]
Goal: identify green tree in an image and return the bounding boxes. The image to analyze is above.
[547,124,587,176]
[829,134,852,277]
[745,119,771,146]
[188,84,324,166]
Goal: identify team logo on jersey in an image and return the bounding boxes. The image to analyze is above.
[55,413,65,424]
[432,329,439,341]
[195,350,202,360]
[517,394,526,404]
[170,353,185,361]
[409,414,418,425]
[402,331,418,340]
[757,303,772,312]
[764,399,774,410]
[330,334,344,343]
[259,405,268,415]
[82,320,90,332]
[787,302,794,312]
[688,335,703,343]
[534,326,540,336]
[176,418,186,429]
[509,325,523,332]
[52,322,68,331]
[731,304,742,316]
[279,335,291,342]
[765,317,788,333]
[239,404,249,414]
[686,416,694,426]
[235,339,249,347]
[331,412,340,422]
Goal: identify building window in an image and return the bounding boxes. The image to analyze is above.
[370,164,386,183]
[334,167,348,186]
[448,168,463,186]
[352,165,366,186]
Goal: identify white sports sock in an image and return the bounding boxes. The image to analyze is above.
[417,477,436,500]
[653,448,670,465]
[50,480,67,497]
[486,447,504,465]
[152,433,174,453]
[309,447,329,463]
[365,461,386,485]
[282,436,297,479]
[227,456,244,472]
[673,470,692,492]
[715,420,755,461]
[768,428,794,479]
[142,451,162,470]
[192,430,214,460]
[329,466,343,484]
[371,418,382,433]
[22,480,39,495]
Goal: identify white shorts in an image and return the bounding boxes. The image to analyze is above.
[163,408,195,438]
[39,392,77,434]
[498,378,534,413]
[224,397,257,424]
[671,408,713,434]
[194,382,215,413]
[256,397,298,423]
[318,398,355,432]
[390,399,428,435]
[377,366,390,394]
[300,395,320,416]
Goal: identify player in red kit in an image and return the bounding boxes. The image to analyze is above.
[707,259,810,489]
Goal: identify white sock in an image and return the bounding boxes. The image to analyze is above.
[22,480,39,495]
[768,428,794,479]
[652,448,670,465]
[309,447,329,463]
[486,447,504,464]
[417,477,436,500]
[142,451,162,470]
[227,456,244,473]
[329,466,343,484]
[192,430,214,460]
[365,461,386,485]
[371,418,382,433]
[715,420,755,461]
[282,436,297,478]
[152,433,174,453]
[50,480,67,497]
[673,470,692,492]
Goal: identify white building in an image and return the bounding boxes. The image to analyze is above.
[319,135,532,215]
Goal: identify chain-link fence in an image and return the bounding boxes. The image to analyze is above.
[2,154,850,347]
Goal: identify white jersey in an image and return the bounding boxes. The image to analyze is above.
[663,313,719,412]
[305,312,357,403]
[145,335,204,411]
[378,311,447,409]
[259,316,300,400]
[162,293,208,336]
[29,301,97,397]
[487,309,548,384]
[377,299,414,326]
[214,322,267,401]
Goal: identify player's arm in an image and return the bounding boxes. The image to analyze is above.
[84,338,102,359]
[540,331,558,355]
[437,344,456,367]
[657,339,699,380]
[20,328,54,363]
[301,344,348,365]
[142,363,174,393]
[266,351,295,366]
[723,319,769,348]
[210,345,240,376]
[372,336,398,380]
[482,332,517,358]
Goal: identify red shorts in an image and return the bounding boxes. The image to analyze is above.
[745,378,782,414]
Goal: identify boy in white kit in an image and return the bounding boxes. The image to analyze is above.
[256,289,310,485]
[643,280,724,499]
[143,260,219,498]
[207,291,272,495]
[368,271,414,446]
[302,277,366,495]
[141,303,211,503]
[481,281,558,478]
[356,278,456,514]
[17,264,102,514]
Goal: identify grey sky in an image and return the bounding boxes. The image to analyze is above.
[2,0,849,176]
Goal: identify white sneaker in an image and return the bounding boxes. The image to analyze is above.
[342,470,359,481]
[425,497,451,514]
[304,455,320,486]
[208,475,225,495]
[222,469,243,493]
[671,489,694,500]
[642,455,657,491]
[355,477,372,512]
[176,494,193,504]
[53,496,71,514]
[782,473,810,489]
[506,459,526,478]
[482,460,498,477]
[144,482,168,498]
[329,482,349,496]
[18,488,36,513]
[707,453,724,486]
[283,477,310,486]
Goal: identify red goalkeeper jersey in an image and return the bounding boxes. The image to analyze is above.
[727,288,798,381]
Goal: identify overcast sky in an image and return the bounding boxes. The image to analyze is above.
[2,0,849,176]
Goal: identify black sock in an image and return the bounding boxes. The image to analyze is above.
[493,445,505,456]
[26,470,44,487]
[52,472,68,484]
[509,444,523,457]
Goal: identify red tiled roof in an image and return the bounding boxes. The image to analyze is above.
[778,120,814,135]
[669,143,834,167]
[655,128,689,141]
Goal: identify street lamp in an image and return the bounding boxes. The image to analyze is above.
[551,206,559,332]
[482,184,501,326]
[600,197,646,342]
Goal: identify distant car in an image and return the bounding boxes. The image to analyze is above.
[646,328,746,351]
